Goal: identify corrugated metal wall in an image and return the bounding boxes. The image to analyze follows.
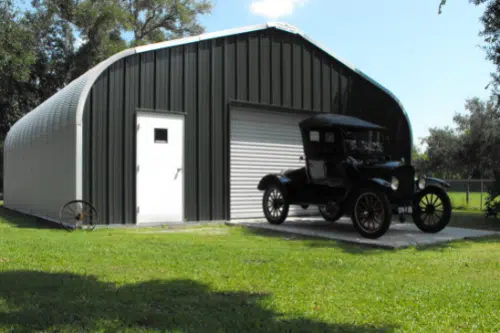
[82,28,411,224]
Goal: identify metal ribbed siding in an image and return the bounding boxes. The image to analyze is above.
[82,27,412,224]
[229,107,317,219]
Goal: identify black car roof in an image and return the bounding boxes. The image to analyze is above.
[298,113,386,131]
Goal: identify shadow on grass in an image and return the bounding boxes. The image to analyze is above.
[0,270,397,333]
[0,206,62,230]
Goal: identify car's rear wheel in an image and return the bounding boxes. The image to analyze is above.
[412,186,452,233]
[262,185,289,225]
[351,189,392,239]
[319,202,344,223]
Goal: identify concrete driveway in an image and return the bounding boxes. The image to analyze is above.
[227,217,499,249]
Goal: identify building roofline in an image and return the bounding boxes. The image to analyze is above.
[91,21,412,152]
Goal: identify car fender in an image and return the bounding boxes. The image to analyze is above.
[425,177,451,190]
[346,177,393,204]
[257,174,292,191]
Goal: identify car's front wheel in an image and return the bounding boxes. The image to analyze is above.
[412,186,452,233]
[262,185,289,225]
[319,202,344,223]
[351,189,392,239]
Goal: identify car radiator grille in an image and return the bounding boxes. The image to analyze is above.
[393,167,415,200]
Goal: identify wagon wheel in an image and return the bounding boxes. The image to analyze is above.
[412,186,452,233]
[319,202,344,223]
[262,185,289,225]
[59,200,98,231]
[351,189,392,239]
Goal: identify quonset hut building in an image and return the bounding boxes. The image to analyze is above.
[3,22,413,226]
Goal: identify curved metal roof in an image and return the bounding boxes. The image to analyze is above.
[4,21,412,154]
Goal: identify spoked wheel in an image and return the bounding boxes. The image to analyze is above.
[262,185,289,225]
[319,202,344,223]
[59,200,98,231]
[412,186,452,233]
[351,189,392,239]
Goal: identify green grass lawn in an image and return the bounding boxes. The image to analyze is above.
[448,191,488,211]
[1,207,500,332]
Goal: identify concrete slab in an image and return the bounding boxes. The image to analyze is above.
[226,217,500,249]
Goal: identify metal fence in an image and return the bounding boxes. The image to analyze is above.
[446,179,495,210]
[447,179,494,192]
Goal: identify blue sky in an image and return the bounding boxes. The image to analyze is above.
[199,0,495,148]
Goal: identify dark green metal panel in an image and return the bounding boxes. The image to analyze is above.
[212,38,225,220]
[339,66,350,114]
[282,37,292,108]
[312,51,321,111]
[140,52,155,109]
[331,62,341,114]
[292,40,303,109]
[322,58,331,113]
[184,43,198,221]
[91,70,109,224]
[81,27,412,225]
[198,41,211,220]
[302,44,312,110]
[236,36,248,101]
[108,60,125,224]
[259,35,270,104]
[123,55,139,224]
[170,46,184,111]
[248,35,259,103]
[155,49,170,110]
[271,33,281,105]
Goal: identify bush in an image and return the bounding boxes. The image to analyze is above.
[484,170,500,218]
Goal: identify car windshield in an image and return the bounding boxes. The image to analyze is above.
[343,129,386,156]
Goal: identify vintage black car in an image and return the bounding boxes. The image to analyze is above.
[257,113,452,239]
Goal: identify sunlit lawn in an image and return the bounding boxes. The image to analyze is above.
[448,191,487,211]
[1,205,500,333]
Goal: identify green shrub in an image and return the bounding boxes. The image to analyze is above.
[484,170,500,218]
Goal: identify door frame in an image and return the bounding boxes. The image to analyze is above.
[134,108,186,224]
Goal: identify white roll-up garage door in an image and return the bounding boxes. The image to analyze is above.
[230,107,319,220]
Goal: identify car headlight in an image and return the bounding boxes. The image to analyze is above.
[418,176,426,190]
[391,176,399,191]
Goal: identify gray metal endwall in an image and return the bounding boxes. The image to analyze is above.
[82,28,411,224]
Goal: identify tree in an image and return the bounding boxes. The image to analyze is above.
[0,0,37,141]
[32,0,213,79]
[421,126,462,179]
[123,0,213,46]
[453,96,500,179]
[439,1,500,99]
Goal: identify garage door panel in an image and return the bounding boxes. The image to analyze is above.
[230,107,319,220]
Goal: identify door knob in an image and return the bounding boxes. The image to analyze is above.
[174,167,182,179]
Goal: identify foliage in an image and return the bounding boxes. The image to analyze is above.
[0,0,37,141]
[484,170,500,217]
[419,95,500,180]
[453,96,500,179]
[1,209,500,332]
[0,0,213,141]
[420,126,461,179]
[439,0,500,100]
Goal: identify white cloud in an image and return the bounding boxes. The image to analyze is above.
[250,0,309,19]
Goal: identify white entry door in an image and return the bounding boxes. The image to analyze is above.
[136,111,184,224]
